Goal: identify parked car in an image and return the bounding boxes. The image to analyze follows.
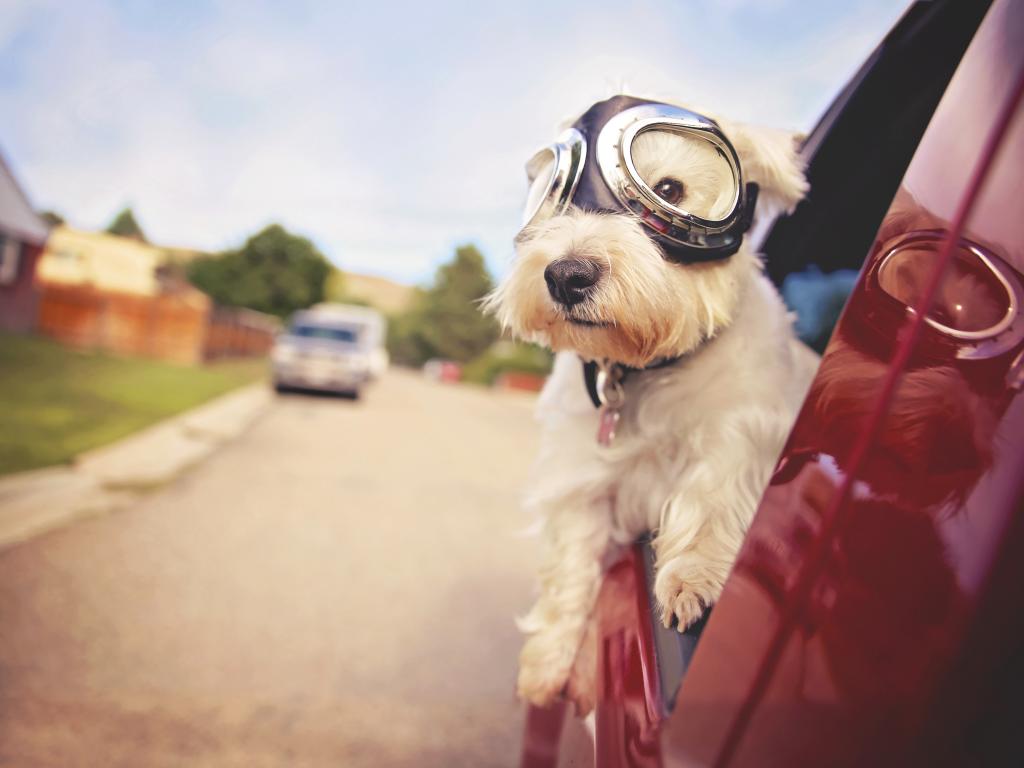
[521,0,1023,765]
[272,304,387,397]
[423,358,463,383]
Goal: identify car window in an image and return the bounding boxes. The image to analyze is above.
[291,324,361,343]
[762,0,993,352]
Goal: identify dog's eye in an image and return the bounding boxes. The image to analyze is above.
[653,178,685,206]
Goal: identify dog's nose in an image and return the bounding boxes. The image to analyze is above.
[544,257,602,307]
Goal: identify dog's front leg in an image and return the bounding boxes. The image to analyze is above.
[652,429,778,630]
[517,498,611,707]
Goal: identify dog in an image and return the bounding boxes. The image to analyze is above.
[485,95,819,708]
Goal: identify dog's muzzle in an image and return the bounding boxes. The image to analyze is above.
[518,95,759,264]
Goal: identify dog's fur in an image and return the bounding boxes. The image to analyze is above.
[486,100,819,707]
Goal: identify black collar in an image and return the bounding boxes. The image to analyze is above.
[582,355,681,409]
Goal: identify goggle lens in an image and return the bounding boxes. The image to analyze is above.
[627,127,740,223]
[522,148,557,227]
[520,128,585,230]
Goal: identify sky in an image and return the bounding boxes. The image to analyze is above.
[0,0,908,285]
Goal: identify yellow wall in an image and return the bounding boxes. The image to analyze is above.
[37,226,168,296]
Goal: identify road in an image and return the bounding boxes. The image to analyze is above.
[0,371,587,767]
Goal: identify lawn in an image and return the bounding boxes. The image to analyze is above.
[0,333,268,476]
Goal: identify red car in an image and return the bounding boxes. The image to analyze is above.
[522,0,1023,765]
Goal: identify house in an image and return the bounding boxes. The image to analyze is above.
[35,225,278,364]
[38,225,176,296]
[0,151,50,333]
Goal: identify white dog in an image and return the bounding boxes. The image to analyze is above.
[485,95,819,708]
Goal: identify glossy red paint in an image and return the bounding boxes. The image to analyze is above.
[664,2,1024,766]
[593,547,664,768]
[520,700,568,768]
[520,545,668,768]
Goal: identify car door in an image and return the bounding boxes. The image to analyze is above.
[662,1,1024,766]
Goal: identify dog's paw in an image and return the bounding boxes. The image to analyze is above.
[516,627,579,707]
[654,571,708,631]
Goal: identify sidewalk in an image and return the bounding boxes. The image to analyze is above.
[0,383,272,550]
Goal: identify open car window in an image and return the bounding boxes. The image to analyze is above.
[761,0,993,352]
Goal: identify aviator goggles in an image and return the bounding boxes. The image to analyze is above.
[520,95,760,263]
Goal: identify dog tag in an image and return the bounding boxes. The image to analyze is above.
[597,406,621,447]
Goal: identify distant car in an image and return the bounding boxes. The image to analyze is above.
[422,358,462,383]
[272,304,387,397]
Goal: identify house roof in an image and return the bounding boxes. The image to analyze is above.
[0,150,49,246]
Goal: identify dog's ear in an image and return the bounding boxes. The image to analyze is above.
[718,120,808,216]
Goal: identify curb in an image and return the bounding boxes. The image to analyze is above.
[0,382,272,551]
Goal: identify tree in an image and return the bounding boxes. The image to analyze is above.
[105,207,147,241]
[187,224,331,318]
[39,210,65,227]
[387,244,499,366]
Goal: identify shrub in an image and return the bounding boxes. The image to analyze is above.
[462,341,553,386]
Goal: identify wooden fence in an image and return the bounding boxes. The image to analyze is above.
[204,306,279,360]
[36,283,278,364]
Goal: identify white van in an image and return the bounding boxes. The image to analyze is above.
[271,303,388,397]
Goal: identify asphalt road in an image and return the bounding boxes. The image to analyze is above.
[0,370,587,767]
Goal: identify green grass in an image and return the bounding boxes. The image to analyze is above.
[0,333,268,476]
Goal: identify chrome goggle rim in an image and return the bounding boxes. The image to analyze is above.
[595,104,746,247]
[876,230,1024,358]
[521,127,586,229]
